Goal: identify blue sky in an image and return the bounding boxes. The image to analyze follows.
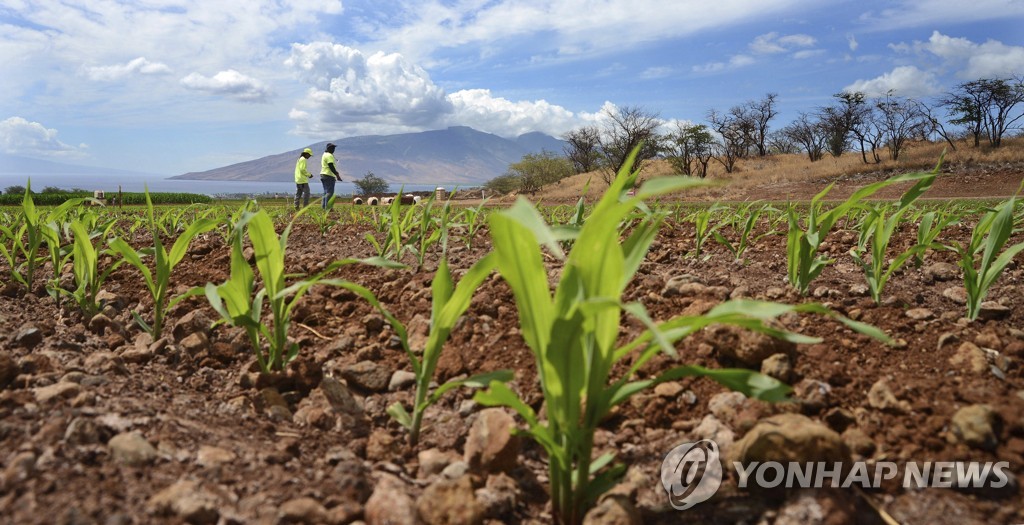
[1,0,1022,176]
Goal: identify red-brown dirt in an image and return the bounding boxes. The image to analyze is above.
[1,164,1023,524]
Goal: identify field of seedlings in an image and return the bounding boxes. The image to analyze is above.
[1,157,1023,525]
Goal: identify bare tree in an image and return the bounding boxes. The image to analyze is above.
[816,92,868,158]
[874,92,929,161]
[766,129,799,155]
[562,126,602,173]
[781,113,828,162]
[597,105,662,184]
[738,93,779,157]
[707,108,753,173]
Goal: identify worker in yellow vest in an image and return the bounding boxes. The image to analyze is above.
[320,143,341,210]
[294,148,313,210]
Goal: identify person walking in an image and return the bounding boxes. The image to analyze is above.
[294,148,313,210]
[320,142,341,210]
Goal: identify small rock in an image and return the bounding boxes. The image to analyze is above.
[662,280,707,298]
[172,310,212,342]
[773,489,857,525]
[653,381,684,399]
[475,473,518,518]
[978,301,1011,321]
[419,448,460,478]
[362,314,385,334]
[389,370,417,392]
[442,461,470,480]
[690,415,735,455]
[847,283,869,297]
[793,379,832,414]
[905,308,934,321]
[64,417,112,446]
[0,353,17,388]
[365,474,417,525]
[33,382,81,404]
[278,497,327,524]
[951,404,999,450]
[765,287,786,300]
[147,479,220,524]
[867,379,910,414]
[936,332,960,351]
[340,361,391,392]
[582,495,641,525]
[87,313,117,335]
[196,445,236,468]
[949,342,989,374]
[366,428,400,462]
[730,413,850,466]
[178,332,209,353]
[704,323,794,367]
[109,431,158,466]
[760,353,793,382]
[14,326,43,349]
[319,376,364,416]
[464,409,519,474]
[259,388,293,420]
[925,262,959,282]
[841,427,876,457]
[942,287,967,304]
[822,408,856,433]
[417,475,484,525]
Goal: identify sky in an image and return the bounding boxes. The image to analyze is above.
[1,0,1023,176]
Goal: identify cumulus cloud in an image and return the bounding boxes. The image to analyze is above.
[82,57,171,81]
[285,43,583,138]
[180,70,272,102]
[904,31,1024,80]
[847,34,859,52]
[843,65,941,98]
[0,117,87,157]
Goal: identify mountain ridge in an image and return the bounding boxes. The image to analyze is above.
[172,126,566,185]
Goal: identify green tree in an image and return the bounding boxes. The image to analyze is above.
[562,126,602,174]
[597,105,662,184]
[942,77,1024,147]
[665,122,715,177]
[354,171,390,195]
[507,150,574,194]
[4,185,26,195]
[483,174,521,195]
[41,186,64,193]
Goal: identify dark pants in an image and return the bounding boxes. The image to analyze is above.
[294,183,310,209]
[320,176,336,210]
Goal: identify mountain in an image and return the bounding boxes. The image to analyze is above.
[0,153,164,179]
[172,126,567,186]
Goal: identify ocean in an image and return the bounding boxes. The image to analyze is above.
[0,173,473,197]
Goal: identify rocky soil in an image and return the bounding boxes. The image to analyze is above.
[1,197,1023,524]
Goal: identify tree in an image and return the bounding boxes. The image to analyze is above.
[942,77,1024,147]
[738,93,778,157]
[505,150,574,194]
[41,186,64,193]
[354,171,390,195]
[483,174,521,195]
[874,92,929,161]
[766,129,799,155]
[781,113,828,162]
[562,126,602,174]
[597,105,662,184]
[706,108,753,173]
[817,92,868,158]
[4,185,26,195]
[665,122,715,177]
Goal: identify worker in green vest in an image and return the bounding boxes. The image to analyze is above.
[294,148,313,210]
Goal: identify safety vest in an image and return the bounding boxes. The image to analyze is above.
[321,152,337,176]
[294,156,311,184]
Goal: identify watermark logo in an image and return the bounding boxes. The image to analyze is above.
[660,439,724,510]
[660,438,1012,511]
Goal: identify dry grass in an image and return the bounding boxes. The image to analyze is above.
[523,137,1024,204]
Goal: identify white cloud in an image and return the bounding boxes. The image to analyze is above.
[640,67,673,80]
[843,65,941,98]
[909,31,1024,80]
[693,54,756,74]
[0,117,87,157]
[750,32,816,54]
[861,0,1024,31]
[793,49,826,60]
[847,34,859,51]
[180,70,272,102]
[83,57,171,81]
[285,43,585,138]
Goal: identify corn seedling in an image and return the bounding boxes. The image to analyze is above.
[786,168,936,295]
[914,209,959,267]
[109,188,219,338]
[472,150,887,524]
[713,202,779,261]
[0,183,47,292]
[460,199,489,250]
[200,208,402,372]
[61,219,122,317]
[946,186,1024,320]
[349,255,515,445]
